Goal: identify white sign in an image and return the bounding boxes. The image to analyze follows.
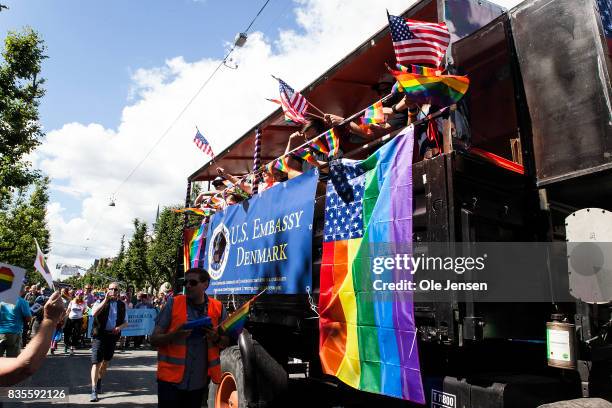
[60,266,80,276]
[547,329,571,362]
[0,263,26,305]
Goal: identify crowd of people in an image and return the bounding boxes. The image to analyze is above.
[1,281,176,360]
[0,271,230,406]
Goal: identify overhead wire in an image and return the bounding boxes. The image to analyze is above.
[83,0,274,242]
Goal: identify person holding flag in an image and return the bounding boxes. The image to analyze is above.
[151,268,230,408]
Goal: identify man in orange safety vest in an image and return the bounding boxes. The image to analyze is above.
[151,268,229,407]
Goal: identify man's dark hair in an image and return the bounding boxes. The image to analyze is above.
[185,268,211,283]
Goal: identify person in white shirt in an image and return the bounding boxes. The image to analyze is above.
[64,291,87,355]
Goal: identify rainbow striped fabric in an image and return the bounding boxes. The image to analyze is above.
[318,126,423,403]
[323,128,340,157]
[273,156,289,173]
[293,147,319,167]
[361,100,385,125]
[172,207,214,216]
[309,137,330,155]
[219,290,265,338]
[183,221,207,271]
[390,64,469,107]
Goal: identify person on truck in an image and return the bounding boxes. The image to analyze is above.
[284,118,329,175]
[151,267,230,408]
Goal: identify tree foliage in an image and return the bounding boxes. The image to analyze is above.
[0,177,50,284]
[71,207,184,291]
[0,28,47,204]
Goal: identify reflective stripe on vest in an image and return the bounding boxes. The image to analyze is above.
[157,295,224,384]
[207,298,223,384]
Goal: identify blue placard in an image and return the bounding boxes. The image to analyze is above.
[203,169,318,294]
[87,308,158,337]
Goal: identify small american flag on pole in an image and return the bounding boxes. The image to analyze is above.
[273,76,309,124]
[387,13,450,68]
[193,128,214,158]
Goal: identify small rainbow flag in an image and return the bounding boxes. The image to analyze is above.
[309,138,330,155]
[219,290,265,338]
[361,100,385,125]
[324,128,340,157]
[389,65,469,107]
[293,147,319,167]
[273,157,289,173]
[172,208,214,216]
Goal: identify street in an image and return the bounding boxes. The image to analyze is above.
[4,347,158,407]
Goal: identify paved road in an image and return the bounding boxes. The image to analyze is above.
[4,347,158,407]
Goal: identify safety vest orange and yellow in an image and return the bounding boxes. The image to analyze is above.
[157,294,223,384]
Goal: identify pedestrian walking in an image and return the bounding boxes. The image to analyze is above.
[89,282,128,402]
[0,287,32,357]
[151,268,229,408]
[64,291,87,355]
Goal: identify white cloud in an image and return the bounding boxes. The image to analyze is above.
[36,0,520,273]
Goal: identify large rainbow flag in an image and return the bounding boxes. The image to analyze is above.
[183,220,207,271]
[390,64,469,107]
[318,126,423,403]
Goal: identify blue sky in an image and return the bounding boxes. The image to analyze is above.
[0,0,522,275]
[1,0,297,132]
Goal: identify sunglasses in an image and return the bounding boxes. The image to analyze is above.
[108,288,119,292]
[184,279,201,287]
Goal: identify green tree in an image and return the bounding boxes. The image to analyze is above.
[124,219,149,289]
[0,177,51,284]
[147,207,183,290]
[0,28,47,205]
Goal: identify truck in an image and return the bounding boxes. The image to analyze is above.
[183,0,612,406]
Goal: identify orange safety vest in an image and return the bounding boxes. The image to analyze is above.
[157,294,223,384]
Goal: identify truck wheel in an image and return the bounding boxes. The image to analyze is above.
[538,398,612,408]
[209,346,247,408]
[208,341,287,408]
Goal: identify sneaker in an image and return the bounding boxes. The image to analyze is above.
[90,390,98,402]
[96,379,101,394]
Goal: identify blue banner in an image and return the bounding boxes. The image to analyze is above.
[203,169,319,294]
[87,308,158,337]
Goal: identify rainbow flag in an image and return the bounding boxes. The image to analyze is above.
[219,290,265,338]
[189,221,206,268]
[323,128,340,157]
[273,157,289,173]
[309,137,330,155]
[361,100,385,125]
[183,221,206,271]
[293,147,319,167]
[172,208,214,216]
[390,65,469,107]
[318,126,423,403]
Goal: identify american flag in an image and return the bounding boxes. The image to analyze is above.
[597,0,612,38]
[387,14,450,68]
[193,129,214,158]
[323,160,366,243]
[274,76,309,124]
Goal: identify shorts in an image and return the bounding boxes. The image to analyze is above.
[91,332,119,364]
[0,333,22,357]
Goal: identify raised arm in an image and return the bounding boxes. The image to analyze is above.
[0,292,65,386]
